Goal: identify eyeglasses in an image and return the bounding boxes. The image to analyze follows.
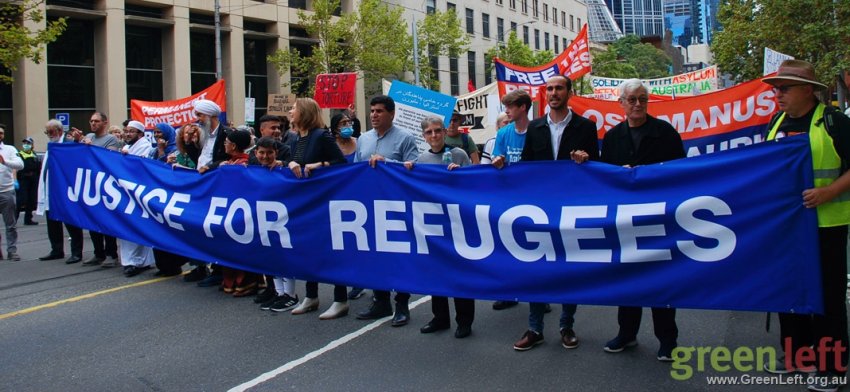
[423,129,444,136]
[625,96,649,105]
[771,83,808,93]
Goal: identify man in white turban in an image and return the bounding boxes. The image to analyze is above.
[119,120,156,277]
[193,99,230,170]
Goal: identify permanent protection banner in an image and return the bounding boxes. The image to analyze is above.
[130,80,228,129]
[572,77,776,157]
[494,24,591,101]
[47,138,822,313]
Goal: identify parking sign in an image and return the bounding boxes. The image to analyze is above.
[56,113,70,131]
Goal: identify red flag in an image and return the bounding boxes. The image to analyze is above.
[467,80,476,93]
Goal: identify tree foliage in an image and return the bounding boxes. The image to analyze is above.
[268,0,411,96]
[0,0,66,84]
[591,35,671,79]
[415,9,469,90]
[712,0,850,85]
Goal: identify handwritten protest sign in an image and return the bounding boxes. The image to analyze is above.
[314,73,357,109]
[267,94,296,118]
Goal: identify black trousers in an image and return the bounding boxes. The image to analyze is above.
[90,231,117,259]
[16,177,37,222]
[305,282,348,302]
[778,225,849,375]
[617,306,678,346]
[374,290,410,304]
[431,296,474,327]
[153,249,190,274]
[46,211,82,257]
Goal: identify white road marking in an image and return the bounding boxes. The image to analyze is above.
[228,295,432,392]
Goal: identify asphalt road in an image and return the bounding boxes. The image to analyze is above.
[0,218,846,392]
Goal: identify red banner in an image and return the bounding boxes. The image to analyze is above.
[494,24,591,100]
[130,80,227,129]
[571,77,777,157]
[314,73,357,109]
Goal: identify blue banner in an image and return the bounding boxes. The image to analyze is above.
[47,136,822,313]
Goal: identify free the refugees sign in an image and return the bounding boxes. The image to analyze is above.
[46,136,822,313]
[494,24,591,101]
[314,73,357,109]
[130,80,227,129]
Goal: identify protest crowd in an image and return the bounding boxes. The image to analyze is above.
[5,59,848,392]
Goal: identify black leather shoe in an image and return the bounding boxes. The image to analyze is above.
[492,300,519,310]
[183,267,207,282]
[455,324,472,339]
[39,253,64,261]
[356,300,392,320]
[82,256,105,266]
[391,302,410,327]
[124,265,150,277]
[420,319,450,334]
[24,221,38,226]
[64,255,82,264]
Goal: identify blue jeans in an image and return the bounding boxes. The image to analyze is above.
[528,303,577,333]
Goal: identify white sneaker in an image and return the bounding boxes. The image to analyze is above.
[291,297,320,315]
[319,302,350,320]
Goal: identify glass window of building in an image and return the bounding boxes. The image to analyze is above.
[289,27,314,96]
[496,0,503,5]
[46,0,94,9]
[523,25,529,44]
[289,0,307,10]
[534,29,540,50]
[449,56,459,96]
[497,18,504,41]
[521,0,527,14]
[544,32,550,51]
[562,11,566,28]
[509,0,516,10]
[428,45,439,86]
[553,8,558,24]
[426,0,435,14]
[126,25,163,103]
[484,56,492,85]
[467,51,476,87]
[554,35,559,52]
[245,38,269,124]
[578,18,582,28]
[465,9,474,34]
[544,4,548,22]
[0,67,12,137]
[511,21,517,32]
[190,32,217,93]
[532,0,538,18]
[482,13,490,38]
[447,2,456,11]
[47,18,95,128]
[570,14,575,31]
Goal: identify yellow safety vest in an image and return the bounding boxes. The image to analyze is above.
[767,103,850,227]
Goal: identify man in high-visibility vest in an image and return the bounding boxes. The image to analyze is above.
[762,59,850,392]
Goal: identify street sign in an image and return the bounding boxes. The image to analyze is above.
[56,113,70,131]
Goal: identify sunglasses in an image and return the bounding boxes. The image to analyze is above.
[771,83,809,93]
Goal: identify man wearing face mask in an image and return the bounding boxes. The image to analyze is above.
[16,137,40,226]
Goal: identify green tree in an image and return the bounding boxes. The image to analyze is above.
[484,30,555,75]
[415,9,470,90]
[0,0,66,84]
[591,35,671,79]
[712,0,850,85]
[268,0,411,96]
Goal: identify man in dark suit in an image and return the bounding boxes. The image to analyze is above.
[598,78,684,362]
[512,75,598,352]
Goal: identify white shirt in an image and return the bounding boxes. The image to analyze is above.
[197,125,220,168]
[0,143,23,193]
[127,136,154,158]
[548,109,573,158]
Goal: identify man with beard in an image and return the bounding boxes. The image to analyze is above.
[118,121,156,277]
[81,111,121,267]
[513,75,598,352]
[36,119,85,263]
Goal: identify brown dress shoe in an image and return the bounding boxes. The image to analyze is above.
[560,328,579,349]
[513,330,544,351]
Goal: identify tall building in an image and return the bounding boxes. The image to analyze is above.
[586,0,623,43]
[698,0,721,45]
[7,0,585,145]
[604,0,664,39]
[664,0,700,47]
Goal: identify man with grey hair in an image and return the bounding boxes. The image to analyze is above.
[37,119,84,263]
[599,78,684,361]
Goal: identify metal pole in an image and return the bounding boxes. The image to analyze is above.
[412,15,420,86]
[214,0,222,80]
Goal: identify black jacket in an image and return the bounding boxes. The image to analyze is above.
[600,116,685,166]
[520,111,600,161]
[288,128,346,166]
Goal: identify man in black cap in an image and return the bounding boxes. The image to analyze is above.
[16,137,40,225]
[444,110,480,164]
